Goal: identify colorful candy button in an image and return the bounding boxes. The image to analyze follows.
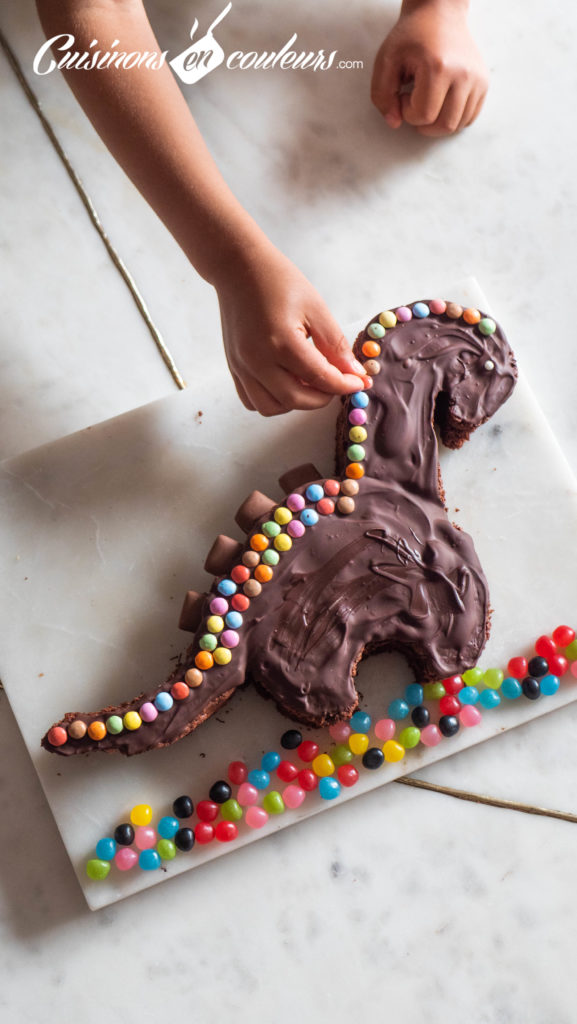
[367,322,385,339]
[396,306,412,322]
[87,721,106,741]
[351,391,369,409]
[47,726,68,747]
[217,579,237,596]
[286,493,305,512]
[195,651,213,671]
[123,711,142,731]
[479,317,496,336]
[139,703,157,723]
[300,509,319,526]
[171,682,190,701]
[379,310,397,328]
[306,484,324,503]
[274,507,292,525]
[155,691,174,711]
[413,302,429,318]
[213,647,232,665]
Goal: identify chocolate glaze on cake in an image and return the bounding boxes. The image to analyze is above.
[42,302,517,757]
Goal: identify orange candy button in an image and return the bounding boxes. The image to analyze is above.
[362,341,381,359]
[87,720,106,741]
[463,307,481,325]
[250,533,269,552]
[195,650,214,671]
[346,463,365,480]
[47,726,68,747]
[171,681,190,701]
[254,564,273,583]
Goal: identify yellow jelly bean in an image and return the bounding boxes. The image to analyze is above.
[130,803,153,826]
[348,732,369,755]
[312,754,335,777]
[383,740,405,762]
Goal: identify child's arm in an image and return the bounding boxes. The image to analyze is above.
[35,0,367,416]
[371,0,488,135]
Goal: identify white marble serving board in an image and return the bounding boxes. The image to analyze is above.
[1,280,577,911]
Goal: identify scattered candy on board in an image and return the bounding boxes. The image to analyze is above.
[86,622,577,881]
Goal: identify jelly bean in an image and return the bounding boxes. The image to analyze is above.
[47,726,68,747]
[479,689,500,709]
[501,677,522,700]
[566,639,577,660]
[439,715,460,736]
[262,791,285,814]
[155,691,174,711]
[319,777,341,800]
[367,321,386,339]
[443,675,464,695]
[139,703,157,724]
[413,302,430,319]
[383,740,405,762]
[220,799,243,822]
[549,654,568,677]
[228,760,248,784]
[215,821,238,842]
[248,769,270,790]
[86,859,111,881]
[237,783,259,806]
[209,780,232,803]
[379,310,397,328]
[221,630,239,649]
[374,718,396,741]
[199,634,217,652]
[261,751,281,772]
[528,656,549,678]
[429,299,447,315]
[329,722,351,742]
[478,317,496,336]
[387,698,409,720]
[411,705,429,728]
[262,549,280,566]
[351,391,369,409]
[331,744,353,767]
[362,341,381,358]
[158,816,180,839]
[317,498,335,516]
[507,656,528,679]
[463,308,481,324]
[396,306,412,322]
[522,676,541,700]
[130,803,153,826]
[347,444,365,462]
[217,579,237,596]
[484,668,504,689]
[459,686,479,705]
[283,784,306,809]
[287,520,306,538]
[462,667,483,686]
[175,828,195,852]
[277,760,299,782]
[210,596,228,615]
[157,839,176,861]
[88,721,106,741]
[419,725,442,746]
[68,720,87,740]
[459,705,482,727]
[114,823,135,846]
[312,754,335,777]
[135,827,156,850]
[245,806,269,829]
[171,682,190,701]
[439,695,461,716]
[300,508,319,527]
[338,764,359,787]
[213,647,232,665]
[348,408,367,426]
[570,662,577,679]
[398,727,420,749]
[244,580,262,597]
[540,674,560,696]
[297,740,319,762]
[350,711,371,733]
[196,800,219,821]
[286,493,306,513]
[194,822,215,844]
[139,850,161,871]
[106,715,124,734]
[274,535,292,552]
[195,651,213,671]
[173,795,194,819]
[535,636,556,660]
[281,729,302,749]
[553,625,575,647]
[362,747,385,769]
[337,497,355,515]
[115,848,138,871]
[348,733,369,755]
[306,484,324,503]
[298,769,318,791]
[422,682,446,700]
[404,683,423,706]
[95,837,116,861]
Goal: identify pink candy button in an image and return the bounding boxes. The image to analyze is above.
[286,493,305,512]
[429,298,447,315]
[348,408,367,426]
[288,520,306,539]
[210,597,229,615]
[396,306,412,322]
[221,630,239,649]
[140,702,158,723]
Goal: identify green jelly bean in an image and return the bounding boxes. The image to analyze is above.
[565,640,577,661]
[86,858,111,881]
[423,682,445,700]
[398,727,421,749]
[484,668,504,689]
[157,839,176,861]
[220,798,243,821]
[262,791,285,815]
[463,666,484,686]
[331,743,353,767]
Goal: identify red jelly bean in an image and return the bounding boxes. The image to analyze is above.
[535,635,557,659]
[196,799,219,822]
[297,740,319,762]
[549,654,569,676]
[338,764,359,787]
[277,760,299,782]
[194,822,214,844]
[443,675,463,695]
[231,594,250,612]
[553,625,576,647]
[228,761,248,785]
[215,821,238,843]
[439,695,461,716]
[507,656,528,679]
[298,768,318,791]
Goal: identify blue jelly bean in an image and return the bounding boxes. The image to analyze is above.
[158,815,180,839]
[154,691,173,712]
[319,777,341,800]
[95,837,116,861]
[300,508,319,527]
[261,751,281,772]
[388,698,409,720]
[404,683,423,706]
[479,689,501,709]
[459,686,479,705]
[501,677,522,700]
[225,611,243,629]
[412,302,430,319]
[350,711,371,733]
[305,484,324,503]
[248,769,270,790]
[139,850,161,871]
[217,579,237,597]
[540,674,560,696]
[351,391,369,409]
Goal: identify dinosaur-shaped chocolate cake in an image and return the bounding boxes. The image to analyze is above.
[43,300,517,757]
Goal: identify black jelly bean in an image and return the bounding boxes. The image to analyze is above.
[528,656,549,678]
[439,715,459,737]
[209,780,232,804]
[281,729,303,750]
[522,676,541,700]
[172,795,194,819]
[411,705,430,728]
[175,827,195,852]
[362,747,385,770]
[114,823,135,846]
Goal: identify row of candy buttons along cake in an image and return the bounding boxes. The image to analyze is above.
[86,625,577,879]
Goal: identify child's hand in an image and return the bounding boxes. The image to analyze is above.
[371,0,488,137]
[214,244,369,416]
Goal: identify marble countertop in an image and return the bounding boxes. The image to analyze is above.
[2,0,577,1020]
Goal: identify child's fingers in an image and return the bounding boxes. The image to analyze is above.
[458,87,481,131]
[465,87,487,127]
[371,53,403,128]
[306,307,369,382]
[263,367,335,412]
[400,65,447,127]
[242,377,288,417]
[232,373,255,411]
[417,81,469,137]
[279,330,365,396]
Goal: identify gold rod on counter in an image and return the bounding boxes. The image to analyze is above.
[0,28,186,391]
[396,776,577,824]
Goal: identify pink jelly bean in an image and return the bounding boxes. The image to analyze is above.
[329,722,351,742]
[237,782,259,806]
[139,701,158,723]
[459,705,482,727]
[282,784,306,809]
[286,493,305,512]
[245,806,269,829]
[348,408,367,426]
[210,597,228,615]
[287,520,306,539]
[571,662,577,679]
[420,724,442,746]
[396,306,412,322]
[429,298,447,315]
[115,847,138,871]
[374,718,396,741]
[221,630,239,648]
[134,826,156,850]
